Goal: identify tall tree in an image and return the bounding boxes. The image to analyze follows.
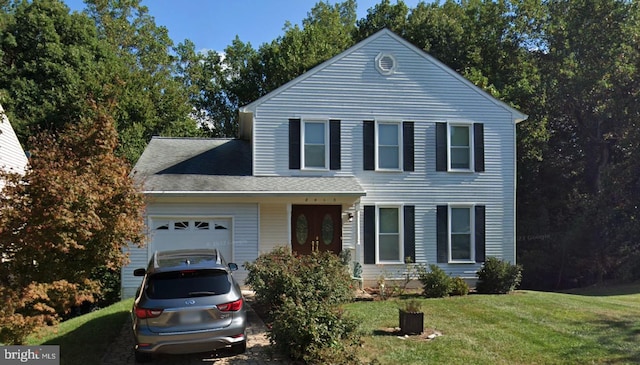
[0,0,110,140]
[0,103,146,343]
[517,0,640,288]
[354,0,409,40]
[84,0,201,162]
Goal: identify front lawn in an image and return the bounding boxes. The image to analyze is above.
[27,298,133,365]
[346,289,640,364]
[24,285,640,365]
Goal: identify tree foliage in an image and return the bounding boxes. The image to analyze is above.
[0,0,109,140]
[0,105,146,343]
[1,0,639,314]
[516,0,640,289]
[84,0,202,162]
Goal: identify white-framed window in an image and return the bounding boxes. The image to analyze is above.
[448,123,473,171]
[302,120,329,170]
[449,205,475,262]
[376,205,404,263]
[376,121,401,170]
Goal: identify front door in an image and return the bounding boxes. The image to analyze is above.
[291,205,342,255]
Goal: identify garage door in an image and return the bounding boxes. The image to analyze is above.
[149,218,233,262]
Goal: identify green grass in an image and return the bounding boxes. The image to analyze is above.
[345,288,640,365]
[21,285,640,365]
[26,298,133,365]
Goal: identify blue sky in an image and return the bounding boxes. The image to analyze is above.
[63,0,421,52]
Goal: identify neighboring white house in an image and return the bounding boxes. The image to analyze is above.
[0,104,28,188]
[124,29,527,298]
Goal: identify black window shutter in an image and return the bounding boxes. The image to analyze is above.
[329,120,341,170]
[364,206,376,264]
[404,205,415,263]
[475,205,486,262]
[436,205,448,263]
[403,121,414,172]
[289,119,301,170]
[474,123,484,172]
[363,121,375,171]
[436,122,447,171]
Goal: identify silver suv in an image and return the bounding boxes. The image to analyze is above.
[131,249,247,362]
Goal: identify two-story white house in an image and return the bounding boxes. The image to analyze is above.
[124,29,527,297]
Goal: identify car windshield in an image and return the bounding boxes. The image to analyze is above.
[145,269,231,299]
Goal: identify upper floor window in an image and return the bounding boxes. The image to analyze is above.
[436,122,484,172]
[302,120,328,169]
[377,122,401,170]
[289,118,341,171]
[363,120,414,172]
[449,124,472,170]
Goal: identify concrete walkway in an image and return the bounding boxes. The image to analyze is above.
[101,292,295,365]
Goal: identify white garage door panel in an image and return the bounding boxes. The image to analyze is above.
[149,218,232,261]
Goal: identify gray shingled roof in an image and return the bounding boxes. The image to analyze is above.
[133,137,365,197]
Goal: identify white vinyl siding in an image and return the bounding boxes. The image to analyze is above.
[0,108,28,180]
[259,203,289,253]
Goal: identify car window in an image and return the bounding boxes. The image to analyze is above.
[145,269,231,299]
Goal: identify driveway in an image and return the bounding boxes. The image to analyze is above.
[101,292,295,365]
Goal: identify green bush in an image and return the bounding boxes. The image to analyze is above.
[244,247,353,313]
[417,264,452,298]
[269,297,361,364]
[244,247,360,363]
[449,277,470,296]
[91,266,121,307]
[476,257,523,294]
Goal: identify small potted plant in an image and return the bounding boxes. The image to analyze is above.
[399,299,423,335]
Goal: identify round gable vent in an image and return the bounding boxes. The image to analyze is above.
[375,53,397,75]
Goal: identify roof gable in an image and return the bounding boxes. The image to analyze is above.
[240,28,527,124]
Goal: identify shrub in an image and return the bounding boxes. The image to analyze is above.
[476,257,523,294]
[243,247,299,313]
[0,280,97,344]
[244,247,353,313]
[449,277,470,296]
[400,299,423,313]
[244,247,360,363]
[91,266,121,308]
[417,264,452,298]
[269,297,361,365]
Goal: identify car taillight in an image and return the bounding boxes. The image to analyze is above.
[134,306,163,319]
[217,298,243,312]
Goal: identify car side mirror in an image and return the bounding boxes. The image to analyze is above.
[133,268,146,277]
[228,263,238,271]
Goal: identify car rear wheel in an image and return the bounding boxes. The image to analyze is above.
[134,350,152,363]
[231,340,247,354]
